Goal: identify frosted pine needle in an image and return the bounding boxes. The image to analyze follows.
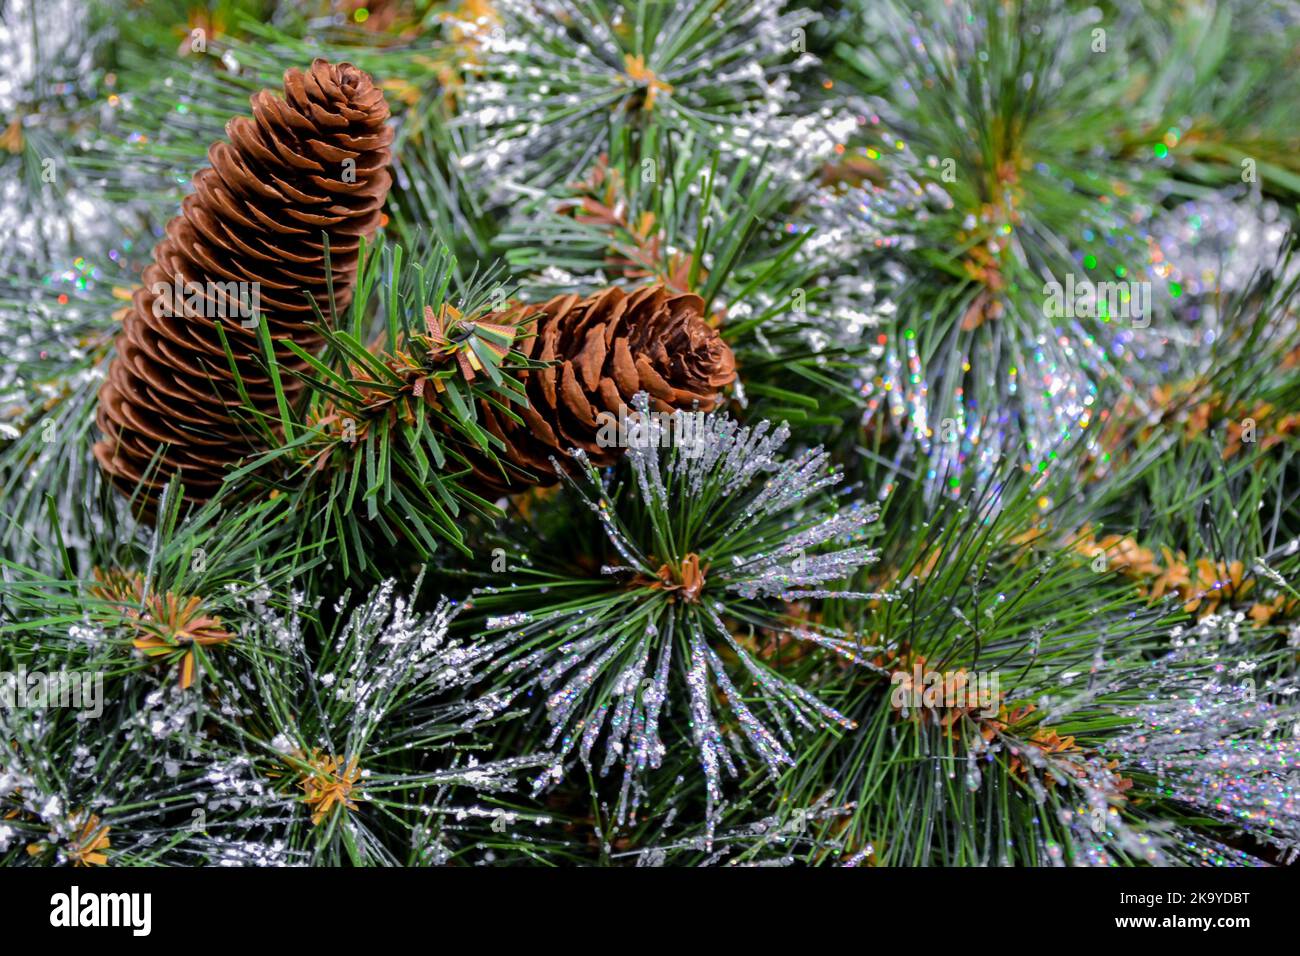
[471,396,882,844]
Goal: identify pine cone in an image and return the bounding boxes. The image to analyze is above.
[464,285,736,496]
[94,59,392,509]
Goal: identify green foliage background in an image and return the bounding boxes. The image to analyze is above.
[1,0,1299,866]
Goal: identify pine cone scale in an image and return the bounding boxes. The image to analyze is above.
[114,343,236,413]
[573,327,606,390]
[610,338,639,395]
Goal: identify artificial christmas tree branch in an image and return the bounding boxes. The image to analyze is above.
[5,0,1300,873]
[244,257,737,572]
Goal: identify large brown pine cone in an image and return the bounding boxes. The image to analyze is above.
[94,59,392,509]
[465,285,737,496]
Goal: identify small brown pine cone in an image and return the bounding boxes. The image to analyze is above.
[94,59,392,509]
[464,285,736,496]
